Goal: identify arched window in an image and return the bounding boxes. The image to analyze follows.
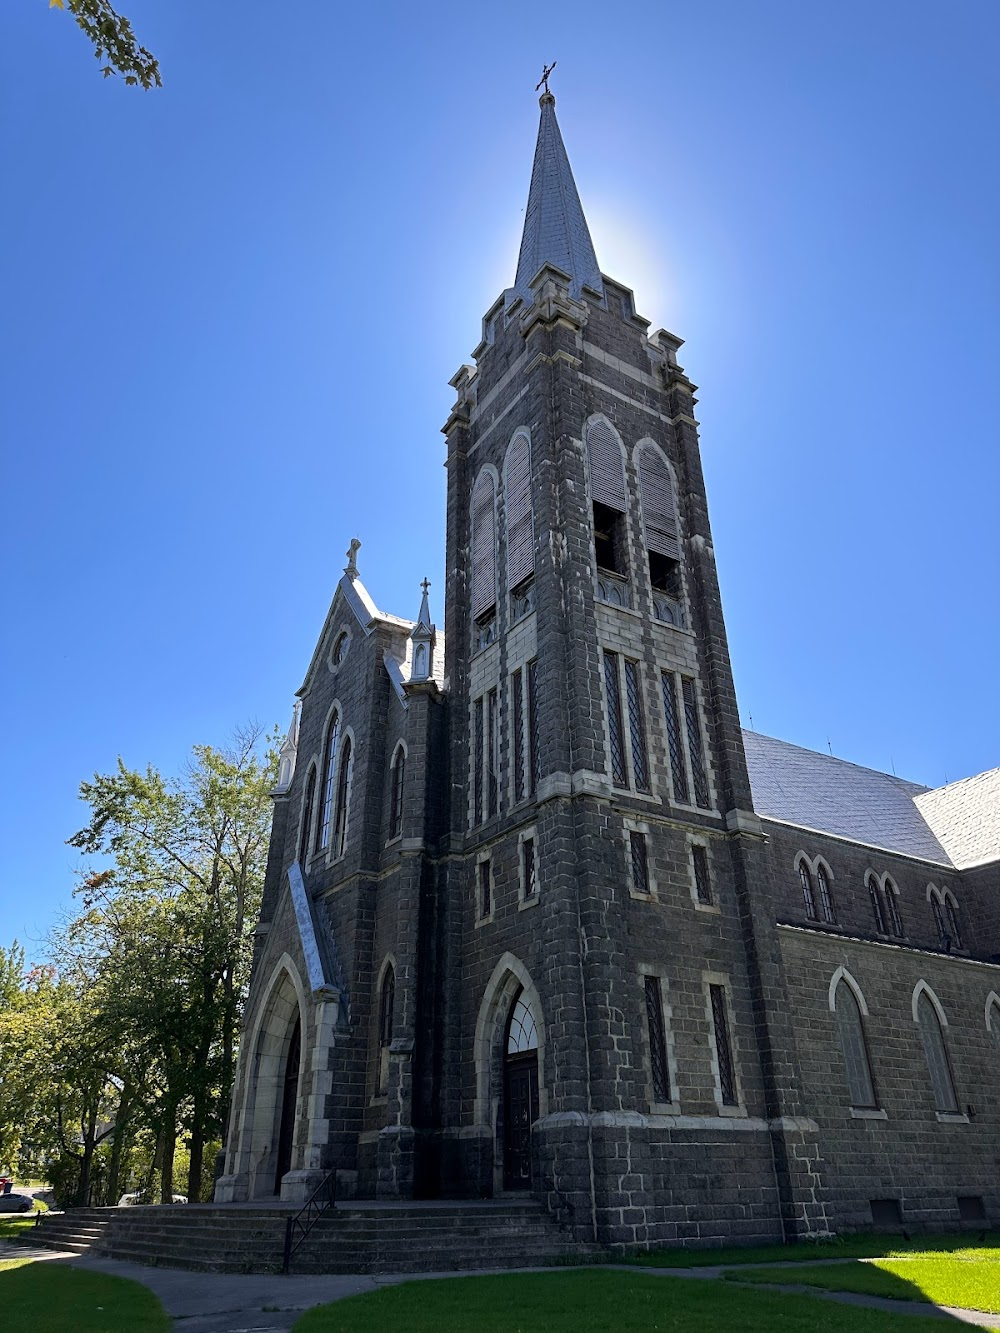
[318,711,340,849]
[471,470,497,620]
[504,431,534,591]
[833,978,877,1109]
[816,864,836,924]
[506,990,538,1055]
[389,744,405,840]
[883,879,904,937]
[798,861,818,920]
[587,419,628,579]
[868,874,887,934]
[333,736,353,857]
[915,989,959,1113]
[637,443,682,613]
[944,893,963,950]
[378,964,395,1094]
[987,997,1000,1059]
[930,889,950,950]
[299,766,317,862]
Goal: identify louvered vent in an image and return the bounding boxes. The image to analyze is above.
[638,446,680,560]
[505,431,534,589]
[587,419,627,511]
[471,470,497,617]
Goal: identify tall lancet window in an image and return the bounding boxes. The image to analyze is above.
[915,990,959,1113]
[587,419,629,584]
[471,469,498,627]
[333,736,353,857]
[389,744,405,840]
[504,431,534,595]
[637,444,683,624]
[833,978,877,1109]
[318,711,340,850]
[378,964,395,1094]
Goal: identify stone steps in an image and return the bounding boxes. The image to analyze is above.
[30,1200,589,1274]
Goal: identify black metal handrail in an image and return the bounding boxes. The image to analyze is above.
[282,1168,337,1273]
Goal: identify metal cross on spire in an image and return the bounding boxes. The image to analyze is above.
[535,61,556,95]
[421,577,431,595]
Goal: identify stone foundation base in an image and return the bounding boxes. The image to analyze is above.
[214,1173,250,1203]
[279,1169,327,1202]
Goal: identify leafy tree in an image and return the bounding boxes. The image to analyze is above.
[47,0,161,88]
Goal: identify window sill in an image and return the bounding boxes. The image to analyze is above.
[474,913,495,929]
[649,1100,682,1116]
[936,1111,970,1124]
[715,1103,748,1118]
[669,801,722,819]
[596,598,643,620]
[384,835,402,849]
[518,895,540,912]
[369,1094,388,1107]
[629,890,658,903]
[694,901,721,915]
[850,1107,887,1120]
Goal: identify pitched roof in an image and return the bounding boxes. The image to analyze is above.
[914,768,1000,869]
[742,729,954,866]
[511,94,603,306]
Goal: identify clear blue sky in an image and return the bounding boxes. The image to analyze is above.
[2,1,997,958]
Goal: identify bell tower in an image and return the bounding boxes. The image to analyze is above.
[438,85,827,1243]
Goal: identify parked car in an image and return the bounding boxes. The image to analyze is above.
[0,1193,34,1213]
[117,1192,187,1206]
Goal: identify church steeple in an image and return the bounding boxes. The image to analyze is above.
[511,90,604,307]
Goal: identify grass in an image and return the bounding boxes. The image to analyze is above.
[291,1269,958,1332]
[728,1248,1000,1314]
[0,1261,169,1330]
[623,1230,1000,1268]
[0,1207,47,1241]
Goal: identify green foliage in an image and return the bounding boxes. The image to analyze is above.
[0,1261,169,1330]
[727,1250,1000,1314]
[291,1270,953,1332]
[49,0,161,89]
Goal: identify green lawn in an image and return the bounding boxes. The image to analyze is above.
[728,1250,1000,1315]
[292,1269,957,1332]
[0,1261,169,1331]
[625,1230,1000,1268]
[0,1210,46,1240]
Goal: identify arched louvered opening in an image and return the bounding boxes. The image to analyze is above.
[915,989,959,1113]
[471,469,498,626]
[816,863,836,924]
[299,766,317,862]
[318,710,340,850]
[587,419,629,580]
[504,432,534,597]
[378,963,395,1093]
[834,978,877,1109]
[868,875,887,934]
[637,444,682,617]
[389,744,405,840]
[333,736,353,858]
[798,860,818,920]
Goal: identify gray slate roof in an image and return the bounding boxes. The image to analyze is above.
[742,730,954,866]
[915,768,1000,869]
[511,94,603,306]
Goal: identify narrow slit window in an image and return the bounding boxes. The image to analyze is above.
[692,844,713,906]
[817,865,836,923]
[709,984,738,1106]
[916,992,959,1113]
[603,650,628,787]
[319,712,340,849]
[478,860,492,919]
[473,697,484,825]
[884,884,904,937]
[527,659,539,795]
[333,736,352,857]
[644,975,671,1103]
[799,862,818,920]
[931,894,949,949]
[945,896,963,950]
[681,677,710,808]
[389,746,405,840]
[869,877,887,934]
[511,668,525,802]
[661,671,689,804]
[378,965,395,1094]
[629,831,650,896]
[624,659,650,792]
[834,981,877,1109]
[522,837,537,899]
[486,687,499,818]
[299,767,316,862]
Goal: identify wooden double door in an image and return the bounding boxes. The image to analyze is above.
[502,1051,539,1190]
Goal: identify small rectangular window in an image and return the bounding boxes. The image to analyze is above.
[644,975,671,1104]
[478,860,492,919]
[511,668,525,802]
[604,650,627,786]
[522,837,537,898]
[661,671,689,804]
[487,687,499,818]
[473,697,484,825]
[623,659,650,792]
[682,676,710,808]
[527,658,539,795]
[692,844,713,906]
[709,983,737,1106]
[629,831,650,896]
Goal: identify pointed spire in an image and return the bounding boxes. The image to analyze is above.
[409,578,436,683]
[511,90,603,307]
[274,701,301,793]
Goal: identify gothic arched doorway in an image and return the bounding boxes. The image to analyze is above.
[273,1014,301,1194]
[502,988,539,1190]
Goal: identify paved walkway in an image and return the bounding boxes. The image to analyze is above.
[3,1239,997,1330]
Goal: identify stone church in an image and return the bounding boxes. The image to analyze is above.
[216,90,1000,1249]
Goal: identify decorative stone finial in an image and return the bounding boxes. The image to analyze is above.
[344,537,361,580]
[409,577,436,683]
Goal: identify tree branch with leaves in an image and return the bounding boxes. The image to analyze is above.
[48,0,161,88]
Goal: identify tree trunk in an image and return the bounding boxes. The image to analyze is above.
[186,1118,204,1204]
[105,1084,133,1205]
[159,1101,177,1204]
[78,1103,98,1207]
